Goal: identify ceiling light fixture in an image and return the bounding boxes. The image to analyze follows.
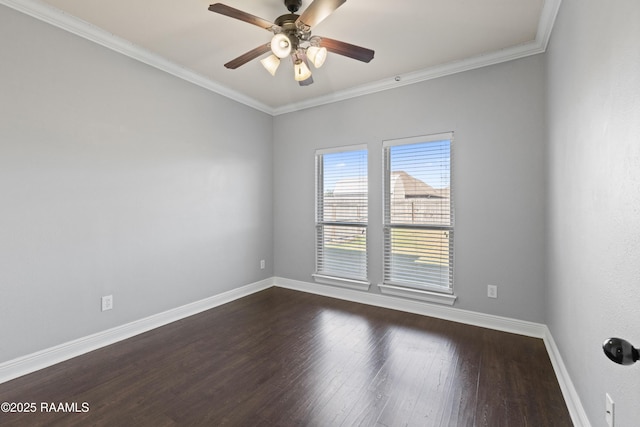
[270,33,292,59]
[306,45,327,68]
[260,54,281,76]
[208,0,375,85]
[293,59,312,81]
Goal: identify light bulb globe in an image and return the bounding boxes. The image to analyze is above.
[307,46,327,68]
[260,54,280,76]
[271,34,292,59]
[294,60,312,81]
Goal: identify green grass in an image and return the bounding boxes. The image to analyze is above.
[324,229,450,267]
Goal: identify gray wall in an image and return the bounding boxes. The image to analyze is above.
[274,55,548,323]
[0,6,273,363]
[546,0,640,425]
[7,3,639,424]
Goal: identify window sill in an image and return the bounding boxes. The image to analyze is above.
[312,274,371,291]
[378,283,457,306]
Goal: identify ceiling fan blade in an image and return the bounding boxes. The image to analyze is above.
[296,0,346,29]
[209,3,280,32]
[224,43,271,69]
[318,37,375,63]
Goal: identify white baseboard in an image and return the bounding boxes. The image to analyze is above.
[274,276,590,427]
[0,278,273,384]
[0,275,589,427]
[274,277,547,338]
[543,327,592,427]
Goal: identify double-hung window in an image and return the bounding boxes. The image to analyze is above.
[314,145,369,288]
[381,133,454,301]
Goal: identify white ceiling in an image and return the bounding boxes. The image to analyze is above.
[4,0,560,115]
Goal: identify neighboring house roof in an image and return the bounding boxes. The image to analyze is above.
[331,172,449,198]
[390,171,442,198]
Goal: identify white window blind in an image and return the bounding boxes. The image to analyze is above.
[383,133,454,292]
[315,145,368,283]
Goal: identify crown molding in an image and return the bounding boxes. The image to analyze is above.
[2,0,561,117]
[273,0,562,115]
[273,40,546,115]
[0,0,273,115]
[537,0,563,48]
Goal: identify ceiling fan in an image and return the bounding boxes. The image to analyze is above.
[208,0,375,85]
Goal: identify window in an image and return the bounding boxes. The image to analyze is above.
[314,145,369,288]
[382,133,454,298]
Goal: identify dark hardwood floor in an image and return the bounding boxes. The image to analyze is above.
[0,287,572,426]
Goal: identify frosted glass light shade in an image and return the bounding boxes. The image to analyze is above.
[294,60,312,81]
[271,34,292,59]
[260,54,280,76]
[306,46,327,68]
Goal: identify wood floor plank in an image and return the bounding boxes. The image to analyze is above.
[0,287,572,426]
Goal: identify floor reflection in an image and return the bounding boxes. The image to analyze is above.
[296,306,463,425]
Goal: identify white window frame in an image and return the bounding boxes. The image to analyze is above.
[313,144,370,290]
[379,133,456,305]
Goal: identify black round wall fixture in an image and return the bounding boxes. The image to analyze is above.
[602,337,639,365]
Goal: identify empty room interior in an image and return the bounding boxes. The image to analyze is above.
[0,0,638,426]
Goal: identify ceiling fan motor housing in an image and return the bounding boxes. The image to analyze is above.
[284,0,302,13]
[274,13,306,49]
[274,13,299,29]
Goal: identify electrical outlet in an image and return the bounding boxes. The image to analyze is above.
[101,295,113,312]
[487,285,498,299]
[260,259,265,269]
[606,393,614,427]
